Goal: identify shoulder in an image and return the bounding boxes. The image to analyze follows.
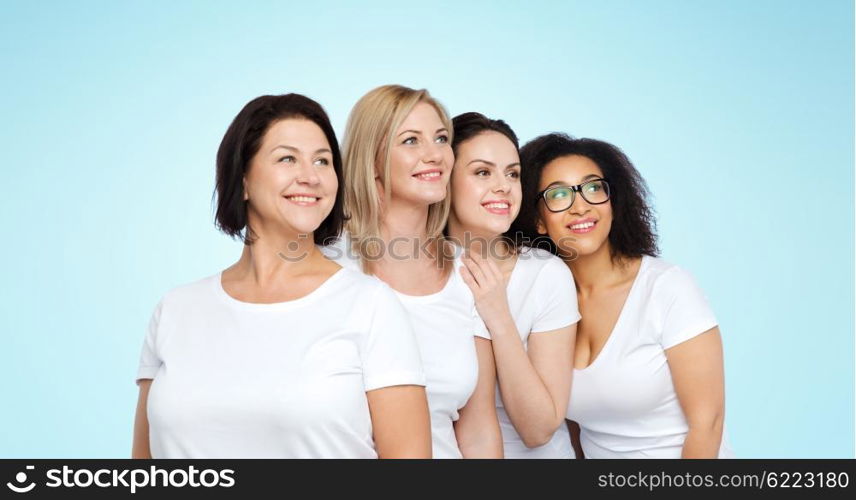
[643,256,701,291]
[638,256,710,311]
[639,257,718,347]
[158,273,220,308]
[335,267,402,305]
[337,266,384,291]
[145,273,221,329]
[317,231,361,270]
[517,246,574,281]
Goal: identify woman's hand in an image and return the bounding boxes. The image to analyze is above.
[459,251,511,326]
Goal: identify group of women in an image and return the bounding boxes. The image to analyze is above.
[131,85,733,459]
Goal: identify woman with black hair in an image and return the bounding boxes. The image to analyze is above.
[511,133,733,458]
[131,94,431,458]
[448,113,580,458]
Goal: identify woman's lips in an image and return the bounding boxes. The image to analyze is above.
[283,194,321,206]
[482,201,511,215]
[567,219,597,234]
[412,170,443,181]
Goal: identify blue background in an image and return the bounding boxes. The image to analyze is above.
[1,0,852,458]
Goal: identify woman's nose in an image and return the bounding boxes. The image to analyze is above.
[423,142,444,164]
[567,191,590,214]
[493,174,511,193]
[296,161,320,185]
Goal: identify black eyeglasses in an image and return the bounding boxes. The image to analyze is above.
[536,178,611,213]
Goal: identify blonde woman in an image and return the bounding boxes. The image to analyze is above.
[322,85,502,458]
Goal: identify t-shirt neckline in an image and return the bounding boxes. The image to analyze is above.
[393,265,456,303]
[574,255,650,372]
[214,267,347,311]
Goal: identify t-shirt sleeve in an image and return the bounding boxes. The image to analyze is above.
[656,266,719,350]
[473,304,491,340]
[361,284,427,391]
[531,257,582,333]
[136,299,164,384]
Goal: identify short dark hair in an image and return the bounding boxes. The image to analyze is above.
[450,112,522,251]
[511,133,659,260]
[213,93,345,245]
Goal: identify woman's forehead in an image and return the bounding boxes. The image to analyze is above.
[540,155,602,186]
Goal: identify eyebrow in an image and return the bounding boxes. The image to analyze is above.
[397,127,448,137]
[465,160,521,168]
[544,174,600,188]
[270,145,332,155]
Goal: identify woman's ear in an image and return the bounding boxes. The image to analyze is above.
[242,177,249,201]
[536,217,547,235]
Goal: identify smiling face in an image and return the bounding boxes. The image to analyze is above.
[387,101,454,206]
[450,131,521,239]
[243,118,337,238]
[536,154,612,259]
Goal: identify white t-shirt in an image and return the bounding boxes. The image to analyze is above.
[135,266,426,458]
[321,233,490,459]
[566,255,734,458]
[491,246,581,458]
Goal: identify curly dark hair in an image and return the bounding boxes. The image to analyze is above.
[510,133,659,260]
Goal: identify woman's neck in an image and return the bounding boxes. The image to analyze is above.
[568,243,634,296]
[230,223,320,286]
[373,197,449,277]
[446,216,513,263]
[381,197,431,242]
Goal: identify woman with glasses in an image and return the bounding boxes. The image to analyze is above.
[511,133,734,459]
[446,113,580,458]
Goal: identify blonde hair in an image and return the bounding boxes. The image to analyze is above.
[342,84,454,273]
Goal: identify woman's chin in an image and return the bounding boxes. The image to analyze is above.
[277,219,324,237]
[401,180,448,204]
[559,237,605,260]
[396,192,447,208]
[421,191,448,206]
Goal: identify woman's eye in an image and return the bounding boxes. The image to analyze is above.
[403,137,417,145]
[314,158,330,166]
[278,155,296,163]
[435,134,449,144]
[508,171,520,179]
[585,183,601,192]
[549,189,569,200]
[475,170,490,177]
